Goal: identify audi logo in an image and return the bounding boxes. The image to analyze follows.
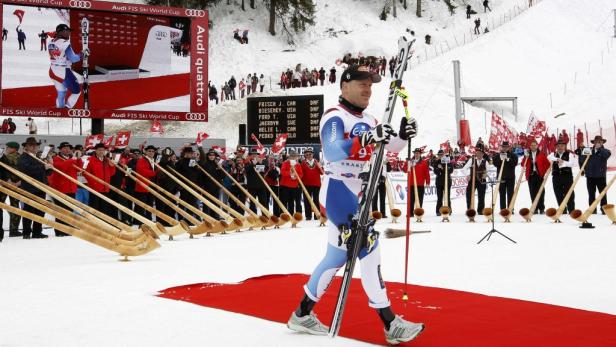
[68,109,91,117]
[69,0,92,9]
[185,9,206,17]
[185,113,206,121]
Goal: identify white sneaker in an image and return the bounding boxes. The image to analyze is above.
[287,311,329,336]
[384,315,424,345]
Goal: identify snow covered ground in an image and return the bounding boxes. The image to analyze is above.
[1,171,615,346]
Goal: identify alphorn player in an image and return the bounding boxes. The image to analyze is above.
[156,147,179,225]
[17,137,52,239]
[175,146,200,219]
[49,141,83,236]
[462,144,489,214]
[581,135,611,214]
[227,156,247,214]
[432,149,452,216]
[491,141,518,212]
[263,154,281,216]
[198,147,225,219]
[0,141,23,240]
[402,148,430,216]
[245,149,270,216]
[521,139,550,215]
[85,143,116,218]
[280,150,303,216]
[547,139,576,214]
[300,148,323,220]
[133,145,158,224]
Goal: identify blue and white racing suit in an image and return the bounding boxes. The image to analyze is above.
[48,38,83,108]
[303,103,405,309]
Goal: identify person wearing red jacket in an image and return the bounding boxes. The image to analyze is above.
[279,151,303,215]
[50,141,82,236]
[521,139,550,214]
[133,145,158,224]
[85,143,116,217]
[560,130,570,147]
[300,148,323,220]
[402,148,431,216]
[576,129,584,148]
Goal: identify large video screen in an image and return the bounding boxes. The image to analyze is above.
[0,0,208,121]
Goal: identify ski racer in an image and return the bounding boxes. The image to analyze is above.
[287,65,425,344]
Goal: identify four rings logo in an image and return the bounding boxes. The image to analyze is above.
[69,0,92,9]
[185,113,206,121]
[185,9,206,17]
[68,109,91,117]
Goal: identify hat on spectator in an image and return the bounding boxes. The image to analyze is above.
[6,141,19,149]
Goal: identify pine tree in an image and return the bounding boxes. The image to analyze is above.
[264,0,316,43]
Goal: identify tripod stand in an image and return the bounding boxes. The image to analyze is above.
[477,178,516,244]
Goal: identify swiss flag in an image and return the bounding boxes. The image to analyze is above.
[211,146,226,159]
[250,133,266,158]
[114,131,131,149]
[271,133,288,155]
[196,132,209,147]
[13,10,25,24]
[440,141,451,152]
[103,136,115,149]
[85,134,104,150]
[150,120,164,134]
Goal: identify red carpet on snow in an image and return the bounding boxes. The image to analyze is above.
[2,73,189,110]
[157,274,616,346]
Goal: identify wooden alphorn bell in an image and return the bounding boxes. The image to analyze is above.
[115,164,215,237]
[1,158,158,240]
[440,161,451,222]
[167,166,255,231]
[73,164,190,234]
[570,174,616,224]
[466,159,477,222]
[519,166,552,222]
[384,179,401,223]
[196,164,271,229]
[499,167,526,222]
[253,166,302,227]
[152,162,243,233]
[0,185,159,260]
[218,162,286,228]
[411,164,425,223]
[484,159,506,222]
[0,181,157,249]
[27,152,169,237]
[290,164,326,226]
[546,154,591,223]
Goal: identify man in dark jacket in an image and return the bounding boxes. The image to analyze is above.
[175,146,200,220]
[156,147,179,225]
[318,67,326,86]
[17,137,52,238]
[244,150,269,215]
[492,141,519,210]
[581,135,611,214]
[431,150,453,216]
[0,141,23,240]
[548,140,576,213]
[228,76,237,100]
[198,147,225,219]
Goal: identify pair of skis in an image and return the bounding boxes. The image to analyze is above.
[329,36,416,338]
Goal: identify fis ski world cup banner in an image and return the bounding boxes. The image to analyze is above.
[0,0,208,122]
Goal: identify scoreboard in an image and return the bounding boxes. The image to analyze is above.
[247,95,323,145]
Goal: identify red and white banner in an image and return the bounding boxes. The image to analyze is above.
[271,133,288,155]
[250,133,267,157]
[196,132,209,147]
[150,120,164,134]
[114,131,131,149]
[103,136,115,148]
[488,112,519,150]
[211,146,226,159]
[84,134,104,150]
[526,112,547,138]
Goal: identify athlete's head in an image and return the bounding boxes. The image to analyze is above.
[55,23,71,40]
[340,65,381,109]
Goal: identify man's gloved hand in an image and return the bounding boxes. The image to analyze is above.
[359,123,397,147]
[399,117,418,140]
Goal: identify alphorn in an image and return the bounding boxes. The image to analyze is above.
[466,159,477,222]
[218,163,286,227]
[499,167,526,222]
[0,200,159,260]
[603,204,616,224]
[27,152,169,236]
[570,174,616,223]
[546,154,591,223]
[196,164,271,229]
[153,161,244,232]
[0,160,155,241]
[253,166,302,227]
[440,162,451,222]
[115,164,214,237]
[167,166,255,230]
[519,166,552,222]
[384,179,401,223]
[484,159,506,222]
[412,164,425,223]
[0,182,155,248]
[290,164,326,226]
